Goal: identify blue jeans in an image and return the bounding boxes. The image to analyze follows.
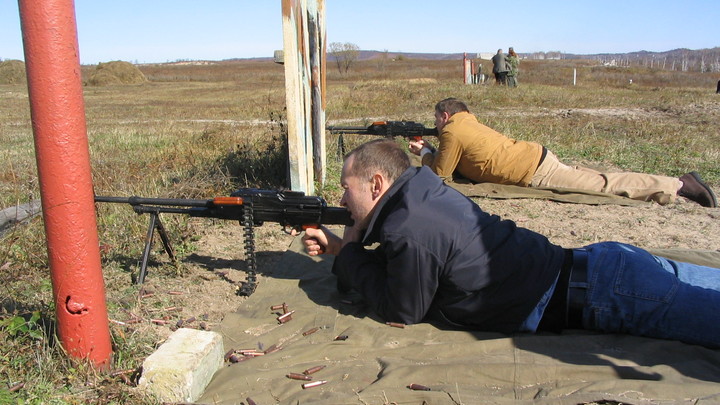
[581,242,720,348]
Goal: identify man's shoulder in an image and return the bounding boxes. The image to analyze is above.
[445,112,484,132]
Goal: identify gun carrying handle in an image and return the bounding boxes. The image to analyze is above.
[301,224,326,254]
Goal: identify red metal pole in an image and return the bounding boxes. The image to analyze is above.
[18,0,112,368]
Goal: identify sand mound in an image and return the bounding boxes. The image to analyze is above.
[0,60,27,84]
[87,61,146,86]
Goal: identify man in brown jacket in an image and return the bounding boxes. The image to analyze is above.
[408,98,717,207]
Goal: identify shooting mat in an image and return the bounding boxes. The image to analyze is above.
[197,236,720,405]
[448,180,650,206]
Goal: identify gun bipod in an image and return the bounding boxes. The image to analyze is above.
[136,208,176,284]
[132,206,258,297]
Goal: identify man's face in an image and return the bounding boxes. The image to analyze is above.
[340,156,376,230]
[434,110,449,132]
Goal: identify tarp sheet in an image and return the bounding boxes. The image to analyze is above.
[198,236,720,405]
[448,181,650,206]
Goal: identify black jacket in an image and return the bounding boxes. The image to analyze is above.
[333,166,565,333]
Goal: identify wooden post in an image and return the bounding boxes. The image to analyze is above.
[463,53,471,84]
[281,0,326,193]
[308,0,326,186]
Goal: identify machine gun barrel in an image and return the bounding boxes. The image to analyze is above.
[325,125,369,134]
[94,195,212,207]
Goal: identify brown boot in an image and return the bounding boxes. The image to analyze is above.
[678,172,717,208]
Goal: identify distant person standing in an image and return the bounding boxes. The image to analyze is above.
[506,47,520,88]
[475,63,484,84]
[716,79,719,94]
[491,49,509,85]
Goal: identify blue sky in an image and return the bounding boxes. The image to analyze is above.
[1,0,718,65]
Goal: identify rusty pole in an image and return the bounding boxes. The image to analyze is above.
[18,0,112,367]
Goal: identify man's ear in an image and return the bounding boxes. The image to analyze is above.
[370,173,384,199]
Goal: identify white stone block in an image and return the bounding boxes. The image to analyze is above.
[137,328,224,403]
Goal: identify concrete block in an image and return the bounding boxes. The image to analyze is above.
[137,328,224,403]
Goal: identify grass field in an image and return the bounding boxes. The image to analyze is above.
[0,57,719,403]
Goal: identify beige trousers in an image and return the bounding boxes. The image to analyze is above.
[530,151,681,205]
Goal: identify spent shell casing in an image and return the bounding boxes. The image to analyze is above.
[407,383,431,391]
[386,322,406,328]
[277,310,295,323]
[246,397,257,405]
[301,380,327,389]
[8,382,24,393]
[229,354,252,363]
[109,368,136,378]
[302,327,320,336]
[303,365,326,375]
[334,335,348,341]
[286,372,312,381]
[270,303,286,311]
[264,344,282,354]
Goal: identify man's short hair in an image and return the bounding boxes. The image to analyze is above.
[345,139,410,183]
[435,98,470,116]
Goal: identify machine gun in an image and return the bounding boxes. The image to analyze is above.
[95,188,353,296]
[326,121,438,155]
[326,120,438,140]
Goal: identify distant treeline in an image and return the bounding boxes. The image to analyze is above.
[522,48,720,73]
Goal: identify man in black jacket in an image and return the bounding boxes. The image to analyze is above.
[491,49,509,85]
[303,139,720,348]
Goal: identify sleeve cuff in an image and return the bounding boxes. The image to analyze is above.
[420,147,432,158]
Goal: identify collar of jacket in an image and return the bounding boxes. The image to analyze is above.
[445,111,476,130]
[360,166,419,244]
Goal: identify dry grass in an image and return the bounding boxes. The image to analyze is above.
[0,56,718,403]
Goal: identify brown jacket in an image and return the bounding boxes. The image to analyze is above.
[422,111,542,186]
